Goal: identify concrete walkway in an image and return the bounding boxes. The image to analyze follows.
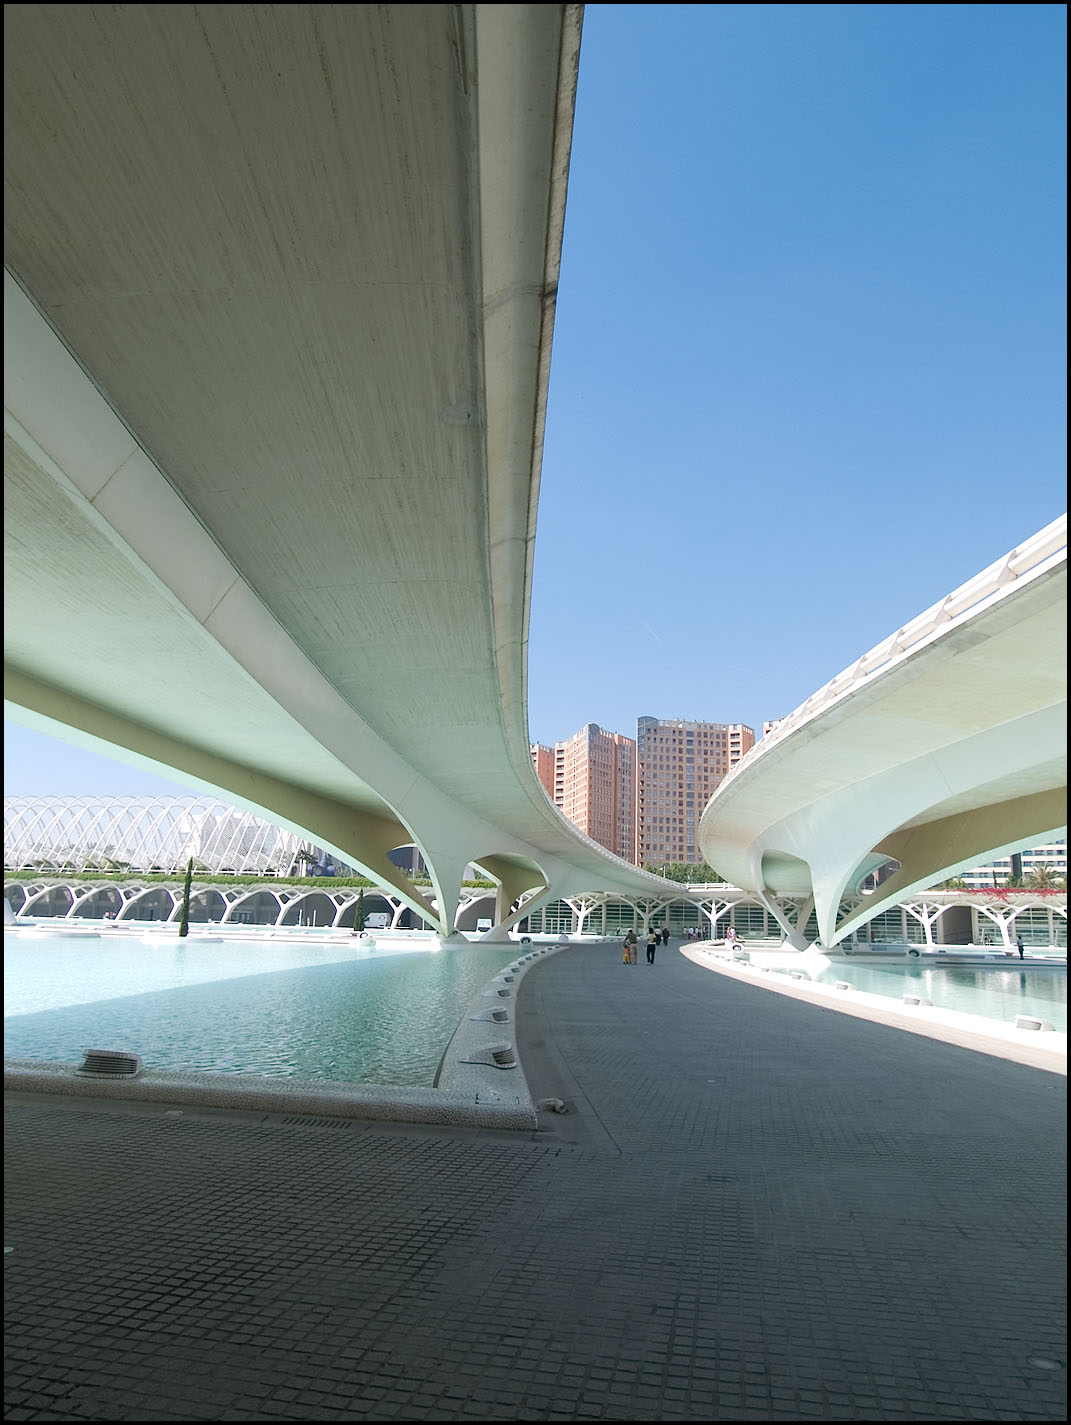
[5,941,1067,1421]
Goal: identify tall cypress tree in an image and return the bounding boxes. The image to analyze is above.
[353,887,365,933]
[178,857,194,938]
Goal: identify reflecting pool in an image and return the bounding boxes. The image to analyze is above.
[3,930,517,1085]
[779,959,1066,1032]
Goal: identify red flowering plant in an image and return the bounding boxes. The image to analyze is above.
[958,886,1065,900]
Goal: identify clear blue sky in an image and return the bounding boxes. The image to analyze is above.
[4,3,1067,796]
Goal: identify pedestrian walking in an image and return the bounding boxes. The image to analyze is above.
[646,930,658,964]
[661,926,670,946]
[1016,934,1025,960]
[623,928,638,964]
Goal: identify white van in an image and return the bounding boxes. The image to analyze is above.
[474,917,493,935]
[364,912,390,930]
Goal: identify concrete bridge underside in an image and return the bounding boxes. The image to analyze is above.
[699,547,1067,948]
[4,4,669,937]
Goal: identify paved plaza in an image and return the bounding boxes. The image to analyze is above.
[4,941,1067,1421]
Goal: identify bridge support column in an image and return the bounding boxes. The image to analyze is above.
[468,855,550,941]
[756,888,809,949]
[694,898,732,940]
[419,853,470,941]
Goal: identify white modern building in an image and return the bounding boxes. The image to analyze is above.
[957,841,1066,889]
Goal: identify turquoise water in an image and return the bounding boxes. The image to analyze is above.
[3,930,516,1084]
[781,960,1066,1032]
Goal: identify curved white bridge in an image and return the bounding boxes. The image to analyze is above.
[699,518,1067,947]
[6,6,1064,950]
[4,4,668,937]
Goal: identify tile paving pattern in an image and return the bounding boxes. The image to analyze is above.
[5,941,1066,1420]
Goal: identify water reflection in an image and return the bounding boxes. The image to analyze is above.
[800,960,1066,1031]
[926,965,1067,1009]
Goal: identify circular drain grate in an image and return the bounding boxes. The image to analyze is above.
[76,1048,143,1079]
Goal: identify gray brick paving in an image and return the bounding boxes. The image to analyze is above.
[4,941,1066,1420]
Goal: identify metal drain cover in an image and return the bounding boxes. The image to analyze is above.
[77,1048,143,1079]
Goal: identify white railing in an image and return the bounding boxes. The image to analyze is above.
[727,513,1067,782]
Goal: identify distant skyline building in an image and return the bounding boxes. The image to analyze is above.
[636,716,756,866]
[530,725,637,861]
[559,724,637,863]
[530,743,556,802]
[532,716,758,865]
[957,841,1066,889]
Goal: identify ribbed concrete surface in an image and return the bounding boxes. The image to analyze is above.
[5,942,1066,1421]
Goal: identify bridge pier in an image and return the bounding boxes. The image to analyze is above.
[437,932,472,949]
[755,889,809,950]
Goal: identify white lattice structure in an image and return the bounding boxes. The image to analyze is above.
[4,795,322,876]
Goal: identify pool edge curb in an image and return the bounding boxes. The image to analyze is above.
[2,945,578,1130]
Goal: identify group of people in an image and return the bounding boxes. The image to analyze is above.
[622,926,670,964]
